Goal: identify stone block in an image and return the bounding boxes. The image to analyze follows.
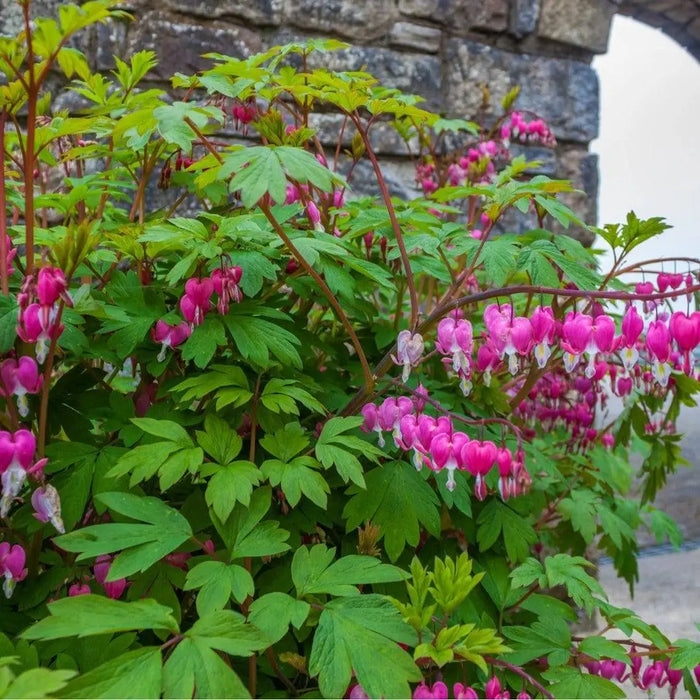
[509,0,540,37]
[389,22,442,52]
[444,39,599,143]
[93,19,129,71]
[284,0,398,41]
[538,0,615,53]
[447,0,510,32]
[160,0,283,26]
[308,46,443,112]
[127,12,262,80]
[397,0,509,31]
[688,16,700,40]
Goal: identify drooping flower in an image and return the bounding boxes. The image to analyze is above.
[180,277,214,326]
[68,583,91,596]
[436,317,474,394]
[484,304,533,374]
[484,676,503,700]
[530,305,556,369]
[93,555,127,600]
[393,330,425,382]
[669,311,700,375]
[31,484,65,533]
[17,303,64,364]
[430,430,469,491]
[2,235,16,277]
[36,266,72,309]
[0,356,42,416]
[152,320,192,362]
[453,685,479,700]
[361,403,384,447]
[462,439,497,500]
[0,542,27,598]
[0,429,48,517]
[412,681,448,699]
[476,338,500,386]
[211,265,243,315]
[496,446,513,500]
[618,306,644,370]
[645,320,673,386]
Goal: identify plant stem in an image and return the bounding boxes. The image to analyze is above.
[484,656,554,699]
[352,116,420,331]
[259,201,374,394]
[23,1,37,277]
[0,111,8,295]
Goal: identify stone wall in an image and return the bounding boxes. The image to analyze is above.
[3,0,699,242]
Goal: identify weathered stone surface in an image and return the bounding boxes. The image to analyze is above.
[284,0,397,41]
[389,22,442,53]
[0,0,60,37]
[340,157,421,201]
[93,19,129,71]
[444,39,599,143]
[308,46,443,112]
[397,0,508,31]
[446,0,510,32]
[161,0,282,25]
[538,0,615,53]
[509,0,540,37]
[127,12,261,80]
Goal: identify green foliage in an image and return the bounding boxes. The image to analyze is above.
[0,9,698,700]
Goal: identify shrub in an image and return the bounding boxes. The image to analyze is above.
[1,2,699,698]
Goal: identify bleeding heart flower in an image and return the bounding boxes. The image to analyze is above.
[17,303,63,364]
[619,306,644,370]
[462,439,497,500]
[669,311,700,374]
[645,320,673,386]
[0,542,27,598]
[31,484,65,533]
[430,430,469,491]
[211,265,243,315]
[180,277,214,326]
[0,429,48,517]
[93,555,127,600]
[393,330,425,382]
[152,320,192,362]
[453,685,479,700]
[530,306,556,368]
[436,318,474,393]
[0,356,42,417]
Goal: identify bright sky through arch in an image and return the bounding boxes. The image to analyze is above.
[592,15,700,272]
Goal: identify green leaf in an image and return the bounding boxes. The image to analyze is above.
[184,561,254,615]
[3,668,75,699]
[224,313,301,368]
[292,545,409,597]
[130,418,191,445]
[248,593,311,644]
[542,667,625,699]
[196,414,242,465]
[308,595,420,699]
[22,597,178,641]
[502,616,571,666]
[205,461,262,520]
[53,493,192,580]
[557,490,597,544]
[543,554,606,616]
[57,647,162,699]
[172,364,252,410]
[578,637,630,663]
[260,378,326,416]
[261,456,329,508]
[259,422,309,462]
[670,639,700,670]
[344,462,441,561]
[479,237,519,286]
[154,102,220,151]
[163,638,249,699]
[477,500,537,563]
[185,611,269,657]
[316,417,383,487]
[227,147,288,208]
[181,317,227,369]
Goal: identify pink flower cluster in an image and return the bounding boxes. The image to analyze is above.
[405,677,529,699]
[433,304,699,398]
[585,655,693,699]
[501,111,556,147]
[16,266,71,364]
[153,263,244,361]
[361,396,526,498]
[0,542,27,598]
